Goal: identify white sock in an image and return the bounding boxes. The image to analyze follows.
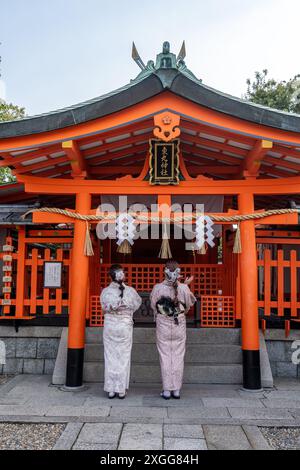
[161,390,171,398]
[172,390,180,397]
[108,392,116,398]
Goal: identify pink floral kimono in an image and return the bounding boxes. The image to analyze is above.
[150,280,196,391]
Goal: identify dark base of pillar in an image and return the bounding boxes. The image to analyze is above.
[65,348,84,388]
[242,349,261,390]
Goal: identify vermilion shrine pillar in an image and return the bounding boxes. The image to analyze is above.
[238,192,261,390]
[65,191,91,388]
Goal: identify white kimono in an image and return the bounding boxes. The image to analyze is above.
[100,282,142,394]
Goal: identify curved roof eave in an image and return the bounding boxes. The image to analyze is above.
[170,73,300,134]
[1,68,300,140]
[0,74,164,139]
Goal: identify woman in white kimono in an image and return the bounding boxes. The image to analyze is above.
[100,264,142,399]
[150,260,196,400]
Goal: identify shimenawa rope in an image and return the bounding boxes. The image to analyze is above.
[22,207,300,257]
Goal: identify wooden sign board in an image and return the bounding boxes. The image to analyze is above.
[149,140,180,185]
[43,261,62,289]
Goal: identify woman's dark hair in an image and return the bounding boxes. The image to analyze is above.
[108,264,123,280]
[108,264,125,298]
[165,260,180,317]
[165,259,180,272]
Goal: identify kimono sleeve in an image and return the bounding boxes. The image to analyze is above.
[129,287,143,312]
[182,284,197,311]
[150,285,161,317]
[100,287,121,312]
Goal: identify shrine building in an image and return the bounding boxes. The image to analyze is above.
[1,42,300,390]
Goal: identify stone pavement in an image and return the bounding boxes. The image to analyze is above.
[0,375,300,450]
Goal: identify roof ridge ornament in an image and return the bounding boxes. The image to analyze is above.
[155,41,177,69]
[131,42,146,71]
[132,41,188,72]
[177,41,186,63]
[131,41,201,85]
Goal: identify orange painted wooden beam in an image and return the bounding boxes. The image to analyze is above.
[181,119,255,146]
[244,140,273,175]
[89,165,143,175]
[264,154,300,172]
[259,165,295,179]
[0,143,62,167]
[256,238,300,244]
[183,158,240,174]
[87,144,148,166]
[24,237,73,243]
[28,229,73,236]
[22,167,71,179]
[82,132,152,158]
[182,146,241,165]
[13,155,69,174]
[89,163,240,176]
[62,140,86,177]
[256,230,300,237]
[273,144,300,160]
[181,132,248,157]
[16,173,300,196]
[76,119,153,148]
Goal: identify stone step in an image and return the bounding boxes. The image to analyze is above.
[84,343,242,364]
[85,327,241,345]
[83,362,243,384]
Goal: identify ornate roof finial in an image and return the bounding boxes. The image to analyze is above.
[131,42,146,70]
[131,40,201,85]
[177,41,186,63]
[156,41,177,69]
[162,41,170,54]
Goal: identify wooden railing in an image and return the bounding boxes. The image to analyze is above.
[0,234,71,320]
[258,249,300,318]
[99,263,225,297]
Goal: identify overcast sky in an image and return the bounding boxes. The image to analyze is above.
[0,0,299,116]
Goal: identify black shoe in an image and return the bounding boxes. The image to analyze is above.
[118,393,126,399]
[108,392,116,399]
[160,391,171,400]
[171,391,181,399]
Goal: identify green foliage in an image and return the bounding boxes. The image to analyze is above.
[244,69,300,114]
[0,99,25,184]
[0,166,16,183]
[0,99,25,122]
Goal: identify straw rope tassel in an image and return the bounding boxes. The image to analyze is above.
[84,222,94,256]
[159,224,172,259]
[117,240,132,255]
[198,241,207,255]
[233,223,242,254]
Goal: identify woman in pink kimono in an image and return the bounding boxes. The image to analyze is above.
[150,260,196,400]
[100,264,142,399]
